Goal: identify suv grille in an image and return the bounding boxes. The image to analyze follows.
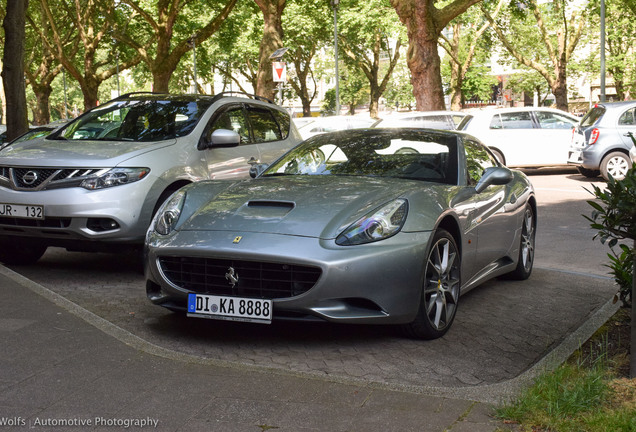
[12,168,58,189]
[0,167,104,190]
[158,256,322,299]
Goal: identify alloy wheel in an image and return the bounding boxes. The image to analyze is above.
[424,237,460,331]
[520,207,535,272]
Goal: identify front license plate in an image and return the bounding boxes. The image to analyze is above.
[187,294,272,324]
[0,203,44,220]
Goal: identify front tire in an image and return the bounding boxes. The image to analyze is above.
[0,237,47,265]
[507,205,536,280]
[403,229,461,340]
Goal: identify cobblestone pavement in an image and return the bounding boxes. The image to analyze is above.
[6,173,617,398]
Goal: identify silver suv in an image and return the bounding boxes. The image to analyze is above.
[0,92,301,264]
[568,101,636,181]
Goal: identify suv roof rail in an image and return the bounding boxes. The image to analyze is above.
[115,91,166,100]
[210,91,275,105]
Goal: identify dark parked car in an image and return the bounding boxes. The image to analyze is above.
[568,101,636,181]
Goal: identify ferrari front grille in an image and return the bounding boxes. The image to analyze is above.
[158,256,322,299]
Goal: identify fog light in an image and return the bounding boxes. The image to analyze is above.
[86,218,120,232]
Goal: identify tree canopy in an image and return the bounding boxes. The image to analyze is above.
[2,0,636,127]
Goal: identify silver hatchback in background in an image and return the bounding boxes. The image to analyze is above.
[0,92,301,264]
[569,101,636,181]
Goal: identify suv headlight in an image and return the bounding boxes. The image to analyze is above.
[336,199,408,246]
[154,190,186,235]
[80,167,150,190]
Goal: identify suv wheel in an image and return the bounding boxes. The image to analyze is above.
[0,237,47,265]
[600,151,630,181]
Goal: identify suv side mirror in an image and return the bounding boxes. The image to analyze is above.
[201,129,241,149]
[248,157,269,178]
[474,166,513,193]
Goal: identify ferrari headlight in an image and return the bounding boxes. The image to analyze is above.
[336,199,408,246]
[80,167,150,190]
[154,190,186,235]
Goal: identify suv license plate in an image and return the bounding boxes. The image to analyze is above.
[187,293,272,324]
[0,203,44,219]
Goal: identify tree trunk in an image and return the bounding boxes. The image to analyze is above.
[81,76,100,111]
[369,98,379,119]
[301,98,312,117]
[152,68,173,94]
[392,0,483,111]
[369,81,382,119]
[551,80,569,112]
[2,0,29,140]
[450,88,462,111]
[393,3,446,111]
[448,23,463,111]
[408,36,446,111]
[255,0,285,101]
[32,84,52,125]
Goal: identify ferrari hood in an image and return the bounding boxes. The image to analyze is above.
[179,176,417,239]
[0,137,175,167]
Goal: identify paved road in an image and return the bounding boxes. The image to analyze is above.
[5,171,617,401]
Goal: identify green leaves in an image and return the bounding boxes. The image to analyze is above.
[586,165,636,307]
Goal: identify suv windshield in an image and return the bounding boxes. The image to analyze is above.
[54,98,213,142]
[580,107,605,127]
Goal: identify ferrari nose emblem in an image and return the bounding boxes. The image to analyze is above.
[225,267,239,287]
[233,236,243,244]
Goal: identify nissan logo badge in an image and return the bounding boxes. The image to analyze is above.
[22,171,39,185]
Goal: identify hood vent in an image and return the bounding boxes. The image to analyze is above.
[247,200,295,210]
[235,200,295,219]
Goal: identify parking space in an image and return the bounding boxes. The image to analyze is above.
[5,171,616,398]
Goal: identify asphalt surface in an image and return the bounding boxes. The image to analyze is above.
[0,171,621,431]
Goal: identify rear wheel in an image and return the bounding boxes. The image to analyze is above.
[0,237,47,265]
[600,152,630,181]
[403,229,461,340]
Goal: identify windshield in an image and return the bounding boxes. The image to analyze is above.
[263,129,458,185]
[54,98,213,142]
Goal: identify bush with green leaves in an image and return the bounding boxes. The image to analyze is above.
[585,164,636,308]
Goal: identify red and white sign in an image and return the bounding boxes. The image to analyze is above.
[272,62,287,82]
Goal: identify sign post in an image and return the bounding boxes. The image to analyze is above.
[269,48,288,104]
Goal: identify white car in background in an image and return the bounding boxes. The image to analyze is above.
[459,107,580,167]
[293,116,376,140]
[372,111,467,130]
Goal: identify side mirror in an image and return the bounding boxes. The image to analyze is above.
[474,166,513,193]
[204,129,241,149]
[248,157,269,178]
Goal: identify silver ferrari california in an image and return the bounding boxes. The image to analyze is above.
[145,128,536,339]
